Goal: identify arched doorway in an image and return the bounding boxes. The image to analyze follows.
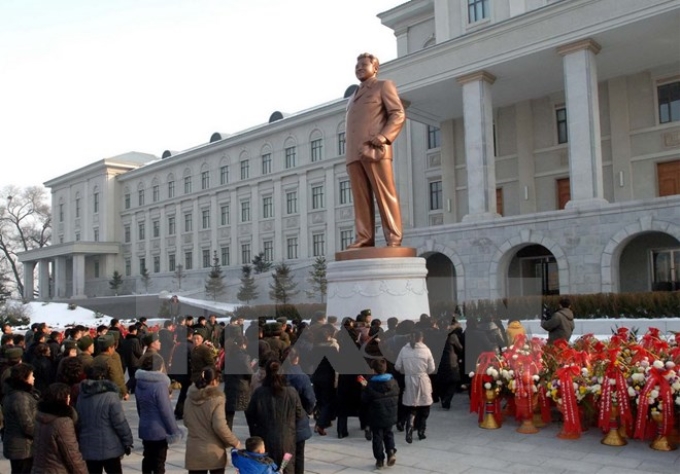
[425,253,456,309]
[507,245,559,297]
[619,232,680,292]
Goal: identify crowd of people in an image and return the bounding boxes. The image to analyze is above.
[0,296,570,474]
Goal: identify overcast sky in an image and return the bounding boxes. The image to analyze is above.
[0,0,405,188]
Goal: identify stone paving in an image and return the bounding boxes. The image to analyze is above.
[1,390,678,474]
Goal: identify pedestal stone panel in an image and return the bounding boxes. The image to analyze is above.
[326,257,429,321]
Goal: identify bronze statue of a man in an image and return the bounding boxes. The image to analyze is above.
[345,52,406,249]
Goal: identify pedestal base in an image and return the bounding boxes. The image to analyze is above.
[326,256,430,321]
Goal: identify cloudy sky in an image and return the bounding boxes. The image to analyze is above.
[0,0,405,188]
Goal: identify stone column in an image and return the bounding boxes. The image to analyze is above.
[457,70,499,221]
[38,259,50,300]
[54,257,67,298]
[23,261,36,301]
[72,254,86,299]
[557,39,608,209]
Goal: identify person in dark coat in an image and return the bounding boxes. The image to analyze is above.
[46,332,61,362]
[190,330,216,383]
[463,317,499,376]
[335,323,368,440]
[283,348,315,474]
[309,325,338,436]
[541,297,575,344]
[31,382,88,474]
[436,319,464,409]
[245,360,303,474]
[169,330,193,420]
[223,335,253,430]
[362,358,399,469]
[1,363,39,474]
[121,325,143,394]
[31,343,55,396]
[158,320,175,364]
[76,365,134,473]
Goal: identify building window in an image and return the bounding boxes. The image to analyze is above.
[94,260,100,278]
[241,243,251,264]
[93,228,99,242]
[202,249,211,268]
[658,81,680,124]
[153,256,160,273]
[286,191,298,214]
[124,193,130,209]
[168,180,175,198]
[556,107,568,144]
[262,153,272,175]
[262,196,273,219]
[93,193,99,213]
[138,189,144,206]
[220,247,230,266]
[340,229,354,250]
[201,171,210,190]
[263,240,274,262]
[59,203,64,222]
[75,198,80,218]
[241,200,251,222]
[184,213,193,233]
[338,132,346,155]
[169,253,176,272]
[184,176,192,194]
[220,165,229,185]
[185,251,193,270]
[124,225,131,243]
[75,232,80,241]
[220,204,230,225]
[285,146,296,169]
[152,220,160,238]
[125,258,131,277]
[287,237,298,260]
[312,233,325,257]
[429,181,442,211]
[427,125,441,149]
[311,139,323,162]
[152,185,159,202]
[139,258,146,273]
[468,0,489,23]
[240,160,249,180]
[202,209,210,229]
[311,185,325,210]
[138,222,145,240]
[339,180,352,205]
[651,248,680,291]
[168,216,176,235]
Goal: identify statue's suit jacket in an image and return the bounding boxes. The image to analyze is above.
[344,76,406,246]
[345,77,405,163]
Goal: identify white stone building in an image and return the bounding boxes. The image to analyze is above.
[19,0,680,311]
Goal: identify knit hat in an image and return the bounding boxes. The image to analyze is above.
[97,335,115,350]
[77,335,94,351]
[5,347,23,360]
[143,332,160,346]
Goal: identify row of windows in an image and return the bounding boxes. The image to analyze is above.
[123,179,355,242]
[121,134,348,210]
[120,231,344,277]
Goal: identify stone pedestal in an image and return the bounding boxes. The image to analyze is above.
[326,255,430,321]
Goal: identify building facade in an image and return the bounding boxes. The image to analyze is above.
[19,0,680,310]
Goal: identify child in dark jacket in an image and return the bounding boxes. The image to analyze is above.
[231,436,280,474]
[361,358,400,470]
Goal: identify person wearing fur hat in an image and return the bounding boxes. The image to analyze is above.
[92,335,128,400]
[139,332,166,374]
[31,382,88,474]
[135,353,183,474]
[76,365,134,474]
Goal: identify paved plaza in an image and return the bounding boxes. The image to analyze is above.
[2,389,678,474]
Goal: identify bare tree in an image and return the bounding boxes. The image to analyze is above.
[0,186,51,297]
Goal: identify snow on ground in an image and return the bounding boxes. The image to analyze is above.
[13,301,113,330]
